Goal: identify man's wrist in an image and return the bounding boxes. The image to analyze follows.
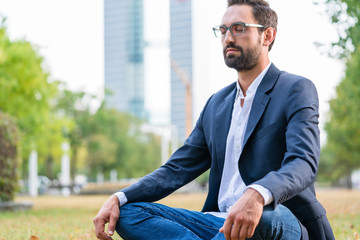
[247,188,265,205]
[245,184,274,206]
[112,191,128,207]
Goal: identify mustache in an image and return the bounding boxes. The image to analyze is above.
[223,43,243,54]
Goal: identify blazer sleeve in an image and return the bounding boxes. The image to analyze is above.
[253,77,320,208]
[122,99,213,203]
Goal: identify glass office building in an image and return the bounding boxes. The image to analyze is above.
[104,0,146,119]
[170,0,193,141]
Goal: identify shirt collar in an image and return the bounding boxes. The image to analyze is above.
[235,62,272,99]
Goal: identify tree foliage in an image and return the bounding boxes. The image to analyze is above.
[51,85,94,179]
[54,88,162,180]
[0,19,60,177]
[0,17,162,187]
[84,104,162,180]
[319,0,360,187]
[320,52,360,186]
[322,0,360,58]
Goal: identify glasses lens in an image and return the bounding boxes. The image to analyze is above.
[232,23,245,35]
[213,27,223,38]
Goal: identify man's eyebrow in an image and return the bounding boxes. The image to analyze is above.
[220,20,247,26]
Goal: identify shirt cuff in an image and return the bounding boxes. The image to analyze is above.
[112,191,128,207]
[245,184,274,206]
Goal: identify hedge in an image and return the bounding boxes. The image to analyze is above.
[0,112,19,202]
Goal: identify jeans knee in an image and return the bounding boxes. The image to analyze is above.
[254,205,301,239]
[116,203,152,239]
[119,202,144,215]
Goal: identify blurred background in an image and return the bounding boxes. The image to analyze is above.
[0,0,359,200]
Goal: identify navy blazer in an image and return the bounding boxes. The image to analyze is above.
[122,64,334,240]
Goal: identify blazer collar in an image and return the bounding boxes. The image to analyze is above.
[215,83,237,172]
[242,63,281,149]
[256,63,280,94]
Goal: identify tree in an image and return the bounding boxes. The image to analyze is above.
[0,19,59,179]
[52,85,94,179]
[83,103,162,180]
[321,0,360,58]
[319,0,360,187]
[87,134,117,177]
[0,17,161,186]
[320,51,360,187]
[36,109,73,179]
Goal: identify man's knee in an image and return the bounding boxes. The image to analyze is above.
[115,202,153,239]
[119,202,149,216]
[254,205,301,239]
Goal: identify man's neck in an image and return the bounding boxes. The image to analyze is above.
[237,58,270,95]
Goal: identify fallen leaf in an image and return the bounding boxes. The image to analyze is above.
[29,235,40,240]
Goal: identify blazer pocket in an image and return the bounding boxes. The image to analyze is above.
[252,122,279,143]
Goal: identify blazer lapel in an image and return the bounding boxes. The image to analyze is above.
[215,85,237,173]
[242,64,280,149]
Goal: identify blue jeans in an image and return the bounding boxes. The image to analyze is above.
[116,202,301,240]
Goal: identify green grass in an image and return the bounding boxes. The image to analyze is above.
[317,189,360,240]
[0,196,106,240]
[0,208,96,240]
[0,190,359,240]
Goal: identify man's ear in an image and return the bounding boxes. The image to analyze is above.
[263,27,276,48]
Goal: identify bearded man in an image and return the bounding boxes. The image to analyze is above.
[94,0,335,239]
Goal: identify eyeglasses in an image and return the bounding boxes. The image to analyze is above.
[212,22,264,38]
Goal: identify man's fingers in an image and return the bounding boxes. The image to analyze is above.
[230,221,241,240]
[246,224,256,239]
[93,195,120,239]
[93,217,105,236]
[222,219,233,240]
[238,224,248,240]
[94,217,113,240]
[107,211,119,236]
[97,232,113,240]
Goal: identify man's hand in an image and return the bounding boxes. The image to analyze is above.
[219,188,264,240]
[93,195,120,240]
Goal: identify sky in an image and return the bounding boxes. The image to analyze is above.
[0,0,343,144]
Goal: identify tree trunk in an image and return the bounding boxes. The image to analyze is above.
[46,155,54,180]
[345,172,353,189]
[70,147,78,181]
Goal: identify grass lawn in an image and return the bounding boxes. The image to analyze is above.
[0,189,359,240]
[317,189,360,240]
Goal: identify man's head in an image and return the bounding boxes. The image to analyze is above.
[227,0,278,51]
[216,1,277,72]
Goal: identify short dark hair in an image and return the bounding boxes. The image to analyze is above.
[227,0,278,51]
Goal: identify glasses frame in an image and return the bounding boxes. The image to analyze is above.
[212,22,264,38]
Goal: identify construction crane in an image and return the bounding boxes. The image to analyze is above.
[170,59,192,138]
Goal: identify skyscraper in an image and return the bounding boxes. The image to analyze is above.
[170,0,193,141]
[104,0,146,119]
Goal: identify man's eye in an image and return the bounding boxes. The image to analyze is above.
[233,24,244,32]
[219,27,227,35]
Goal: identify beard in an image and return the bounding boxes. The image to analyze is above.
[223,39,262,72]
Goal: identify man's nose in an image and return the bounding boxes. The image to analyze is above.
[223,29,235,44]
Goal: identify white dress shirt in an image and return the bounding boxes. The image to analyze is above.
[114,64,274,214]
[208,63,273,218]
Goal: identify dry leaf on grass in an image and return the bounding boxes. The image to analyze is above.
[29,236,40,240]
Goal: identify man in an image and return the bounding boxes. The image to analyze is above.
[94,0,335,239]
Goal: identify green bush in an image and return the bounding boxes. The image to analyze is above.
[0,112,19,202]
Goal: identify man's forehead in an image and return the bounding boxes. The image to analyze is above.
[221,4,255,25]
